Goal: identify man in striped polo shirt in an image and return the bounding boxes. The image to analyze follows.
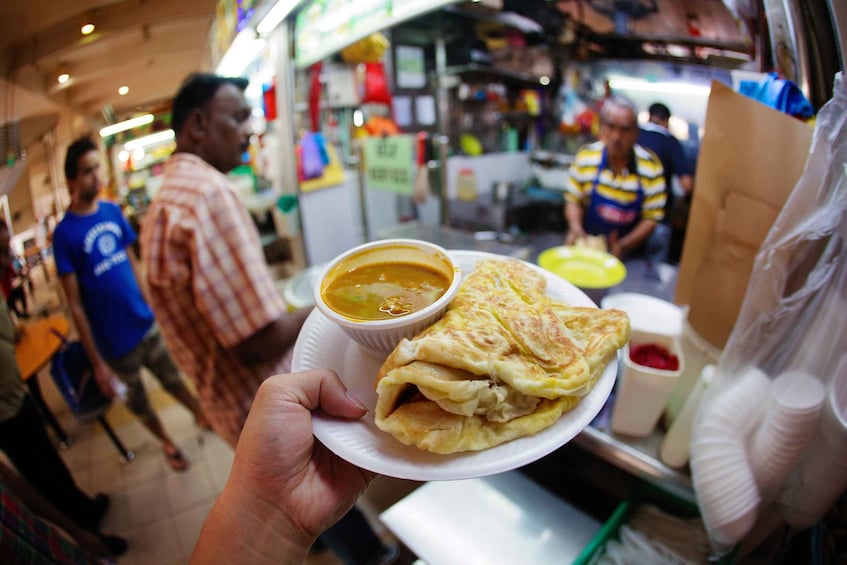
[564,95,668,262]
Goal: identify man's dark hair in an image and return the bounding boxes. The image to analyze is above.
[648,102,672,121]
[64,137,98,181]
[171,74,249,135]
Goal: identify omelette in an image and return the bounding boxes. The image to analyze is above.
[374,258,630,454]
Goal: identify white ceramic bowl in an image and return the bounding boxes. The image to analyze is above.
[314,239,462,357]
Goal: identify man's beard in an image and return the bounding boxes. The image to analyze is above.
[79,185,99,202]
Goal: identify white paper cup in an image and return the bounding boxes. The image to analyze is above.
[779,360,847,528]
[749,371,825,496]
[610,330,684,437]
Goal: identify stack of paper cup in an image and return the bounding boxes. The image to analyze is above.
[749,370,825,498]
[779,360,847,529]
[690,367,771,549]
[691,437,760,548]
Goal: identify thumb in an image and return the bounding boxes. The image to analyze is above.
[269,370,368,420]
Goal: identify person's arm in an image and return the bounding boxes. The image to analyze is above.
[58,273,117,397]
[127,247,151,306]
[609,219,657,258]
[564,201,587,245]
[0,461,111,559]
[232,307,312,367]
[678,174,694,194]
[191,370,374,564]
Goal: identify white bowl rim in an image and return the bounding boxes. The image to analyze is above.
[313,239,462,330]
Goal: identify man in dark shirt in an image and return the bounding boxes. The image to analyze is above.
[637,103,695,264]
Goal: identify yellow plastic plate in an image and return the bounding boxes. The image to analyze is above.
[537,246,627,289]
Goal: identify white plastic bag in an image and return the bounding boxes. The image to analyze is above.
[690,72,847,553]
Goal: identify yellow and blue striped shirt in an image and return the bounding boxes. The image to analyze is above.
[565,141,666,223]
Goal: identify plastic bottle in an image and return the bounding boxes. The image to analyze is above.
[110,377,128,402]
[456,168,478,202]
[659,364,715,468]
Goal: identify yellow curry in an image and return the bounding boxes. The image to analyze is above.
[322,262,450,321]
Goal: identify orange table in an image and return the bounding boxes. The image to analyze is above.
[15,315,71,445]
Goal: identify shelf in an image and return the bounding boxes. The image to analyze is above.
[438,64,550,89]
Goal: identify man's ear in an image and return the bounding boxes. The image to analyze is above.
[185,108,207,139]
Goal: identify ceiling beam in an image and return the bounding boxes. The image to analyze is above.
[5,0,215,77]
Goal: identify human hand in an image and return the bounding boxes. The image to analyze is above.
[192,369,374,564]
[608,231,623,258]
[92,360,118,399]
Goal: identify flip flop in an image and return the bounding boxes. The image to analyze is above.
[164,447,189,472]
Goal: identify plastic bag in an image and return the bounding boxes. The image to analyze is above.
[738,72,815,119]
[361,62,392,106]
[299,132,324,180]
[690,72,847,554]
[340,32,389,64]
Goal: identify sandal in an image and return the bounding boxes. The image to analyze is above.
[164,447,189,472]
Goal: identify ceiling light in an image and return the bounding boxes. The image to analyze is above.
[123,129,175,151]
[118,150,130,162]
[216,30,265,76]
[81,23,95,35]
[257,0,300,36]
[57,73,70,84]
[118,86,129,95]
[99,114,154,137]
[539,76,551,86]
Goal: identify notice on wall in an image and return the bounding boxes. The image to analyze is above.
[395,45,426,89]
[362,135,414,194]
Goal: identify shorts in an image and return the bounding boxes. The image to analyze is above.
[107,325,186,419]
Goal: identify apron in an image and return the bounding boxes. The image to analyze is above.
[583,149,644,237]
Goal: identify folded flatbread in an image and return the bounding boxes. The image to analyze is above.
[374,258,630,454]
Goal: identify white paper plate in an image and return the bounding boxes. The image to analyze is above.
[292,250,618,481]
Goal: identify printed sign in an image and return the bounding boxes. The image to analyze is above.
[362,135,414,194]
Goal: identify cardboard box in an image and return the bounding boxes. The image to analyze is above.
[674,80,813,350]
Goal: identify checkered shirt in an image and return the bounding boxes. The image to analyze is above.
[140,153,290,446]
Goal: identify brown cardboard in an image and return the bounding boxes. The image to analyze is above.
[674,80,813,350]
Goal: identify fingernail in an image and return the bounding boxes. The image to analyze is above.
[346,392,367,411]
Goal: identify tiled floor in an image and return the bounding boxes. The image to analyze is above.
[36,364,233,564]
[14,259,410,564]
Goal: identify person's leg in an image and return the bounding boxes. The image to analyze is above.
[12,284,28,317]
[143,329,210,429]
[644,222,672,275]
[0,396,104,528]
[108,343,188,471]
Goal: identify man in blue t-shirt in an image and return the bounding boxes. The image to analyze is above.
[54,137,210,472]
[637,102,695,264]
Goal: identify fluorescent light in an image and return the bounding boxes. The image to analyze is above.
[81,23,95,35]
[216,30,265,76]
[124,129,175,151]
[99,114,154,137]
[608,77,712,97]
[257,0,298,35]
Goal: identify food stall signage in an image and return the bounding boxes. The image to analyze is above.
[363,135,414,194]
[295,0,460,68]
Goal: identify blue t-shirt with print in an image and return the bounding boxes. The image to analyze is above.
[53,201,154,360]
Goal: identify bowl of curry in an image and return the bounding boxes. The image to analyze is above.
[315,239,462,356]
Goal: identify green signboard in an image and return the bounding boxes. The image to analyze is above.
[362,135,414,194]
